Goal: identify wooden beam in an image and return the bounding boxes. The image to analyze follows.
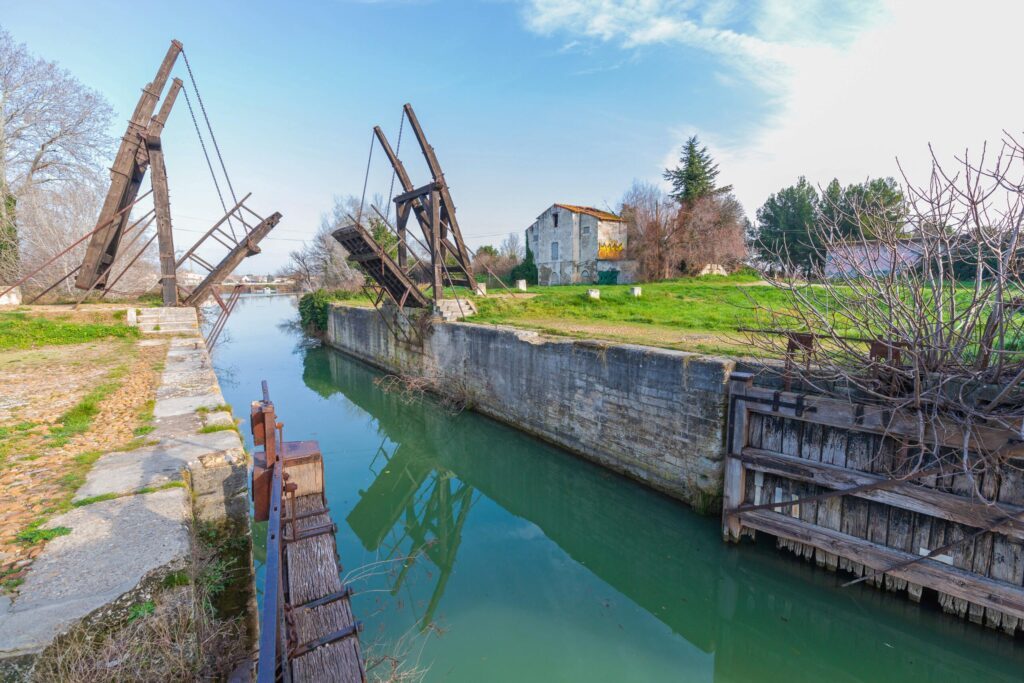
[182,211,282,305]
[147,136,177,306]
[738,447,1024,541]
[741,509,1024,620]
[737,385,1018,454]
[402,103,477,291]
[76,40,182,291]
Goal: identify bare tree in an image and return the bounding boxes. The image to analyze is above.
[678,193,748,274]
[17,181,157,298]
[281,195,365,292]
[749,135,1024,498]
[620,181,683,281]
[0,27,114,287]
[498,232,524,262]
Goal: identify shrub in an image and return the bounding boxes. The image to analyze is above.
[510,242,538,285]
[298,289,361,333]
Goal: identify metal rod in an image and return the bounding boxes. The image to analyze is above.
[0,191,154,300]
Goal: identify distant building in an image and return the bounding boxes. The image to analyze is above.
[178,271,204,287]
[824,238,925,279]
[526,204,638,286]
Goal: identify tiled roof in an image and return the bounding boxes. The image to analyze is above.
[553,203,624,222]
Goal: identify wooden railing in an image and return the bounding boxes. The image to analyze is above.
[256,458,284,683]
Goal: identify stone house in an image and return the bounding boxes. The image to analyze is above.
[525,204,638,286]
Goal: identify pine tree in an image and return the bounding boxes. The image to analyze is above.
[663,136,732,205]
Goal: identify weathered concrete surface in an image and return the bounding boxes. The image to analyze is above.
[0,328,252,675]
[0,489,190,658]
[326,304,735,504]
[74,430,242,501]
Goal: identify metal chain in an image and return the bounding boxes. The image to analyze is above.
[358,129,374,225]
[384,109,406,225]
[181,49,242,238]
[181,85,236,241]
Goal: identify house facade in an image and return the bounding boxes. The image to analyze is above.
[525,204,637,286]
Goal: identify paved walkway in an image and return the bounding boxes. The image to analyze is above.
[0,316,243,665]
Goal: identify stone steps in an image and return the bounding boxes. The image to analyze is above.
[131,306,200,336]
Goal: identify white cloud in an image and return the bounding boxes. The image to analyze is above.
[521,0,1024,218]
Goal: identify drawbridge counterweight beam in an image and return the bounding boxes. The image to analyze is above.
[76,40,183,292]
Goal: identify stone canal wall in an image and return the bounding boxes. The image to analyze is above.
[0,309,254,679]
[326,304,735,506]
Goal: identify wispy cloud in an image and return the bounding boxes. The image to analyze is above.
[518,1,1021,219]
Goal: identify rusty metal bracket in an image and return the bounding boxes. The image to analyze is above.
[289,622,363,659]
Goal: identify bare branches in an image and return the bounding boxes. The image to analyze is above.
[750,135,1024,498]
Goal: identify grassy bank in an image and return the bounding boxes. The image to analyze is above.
[471,274,784,354]
[0,309,138,351]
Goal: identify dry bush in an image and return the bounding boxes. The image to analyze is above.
[32,534,247,682]
[373,373,472,414]
[749,135,1024,499]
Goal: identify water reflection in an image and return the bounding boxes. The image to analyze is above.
[348,437,476,631]
[303,344,1024,683]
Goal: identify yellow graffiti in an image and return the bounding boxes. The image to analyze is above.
[598,240,624,260]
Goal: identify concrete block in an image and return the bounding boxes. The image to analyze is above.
[587,289,600,299]
[630,286,642,298]
[516,279,528,291]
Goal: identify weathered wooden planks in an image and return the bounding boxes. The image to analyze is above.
[723,374,1024,634]
[286,494,364,683]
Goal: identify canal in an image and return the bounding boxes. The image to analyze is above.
[213,295,1024,682]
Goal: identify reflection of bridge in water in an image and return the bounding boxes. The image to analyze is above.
[347,437,475,631]
[304,347,1024,683]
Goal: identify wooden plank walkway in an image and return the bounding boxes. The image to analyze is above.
[285,494,364,682]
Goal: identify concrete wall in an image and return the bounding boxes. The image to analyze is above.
[326,304,736,506]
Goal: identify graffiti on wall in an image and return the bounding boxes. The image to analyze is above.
[598,240,625,261]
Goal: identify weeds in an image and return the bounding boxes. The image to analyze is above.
[16,520,71,545]
[197,423,236,435]
[47,380,122,447]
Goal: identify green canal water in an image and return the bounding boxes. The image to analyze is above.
[213,295,1024,682]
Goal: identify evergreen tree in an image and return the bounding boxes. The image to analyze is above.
[663,136,732,205]
[510,236,538,285]
[819,177,905,240]
[754,177,820,275]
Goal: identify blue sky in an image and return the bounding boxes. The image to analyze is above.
[3,1,1019,272]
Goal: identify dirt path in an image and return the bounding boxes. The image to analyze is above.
[503,317,751,355]
[0,338,167,587]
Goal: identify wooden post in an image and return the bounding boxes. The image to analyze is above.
[148,136,177,306]
[430,188,443,303]
[76,40,182,291]
[402,103,478,292]
[723,372,754,541]
[396,203,409,269]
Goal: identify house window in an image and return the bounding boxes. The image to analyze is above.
[551,241,559,260]
[582,225,590,237]
[553,212,559,228]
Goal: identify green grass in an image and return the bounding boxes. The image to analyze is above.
[472,274,789,339]
[197,423,237,435]
[16,520,71,545]
[0,311,139,350]
[72,481,185,508]
[195,404,232,415]
[47,379,122,447]
[127,600,156,622]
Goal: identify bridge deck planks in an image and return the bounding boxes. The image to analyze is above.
[285,494,364,682]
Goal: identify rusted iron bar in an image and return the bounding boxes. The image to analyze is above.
[256,458,284,683]
[174,193,252,269]
[0,194,153,301]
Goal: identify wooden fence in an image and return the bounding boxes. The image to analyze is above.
[723,371,1024,634]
